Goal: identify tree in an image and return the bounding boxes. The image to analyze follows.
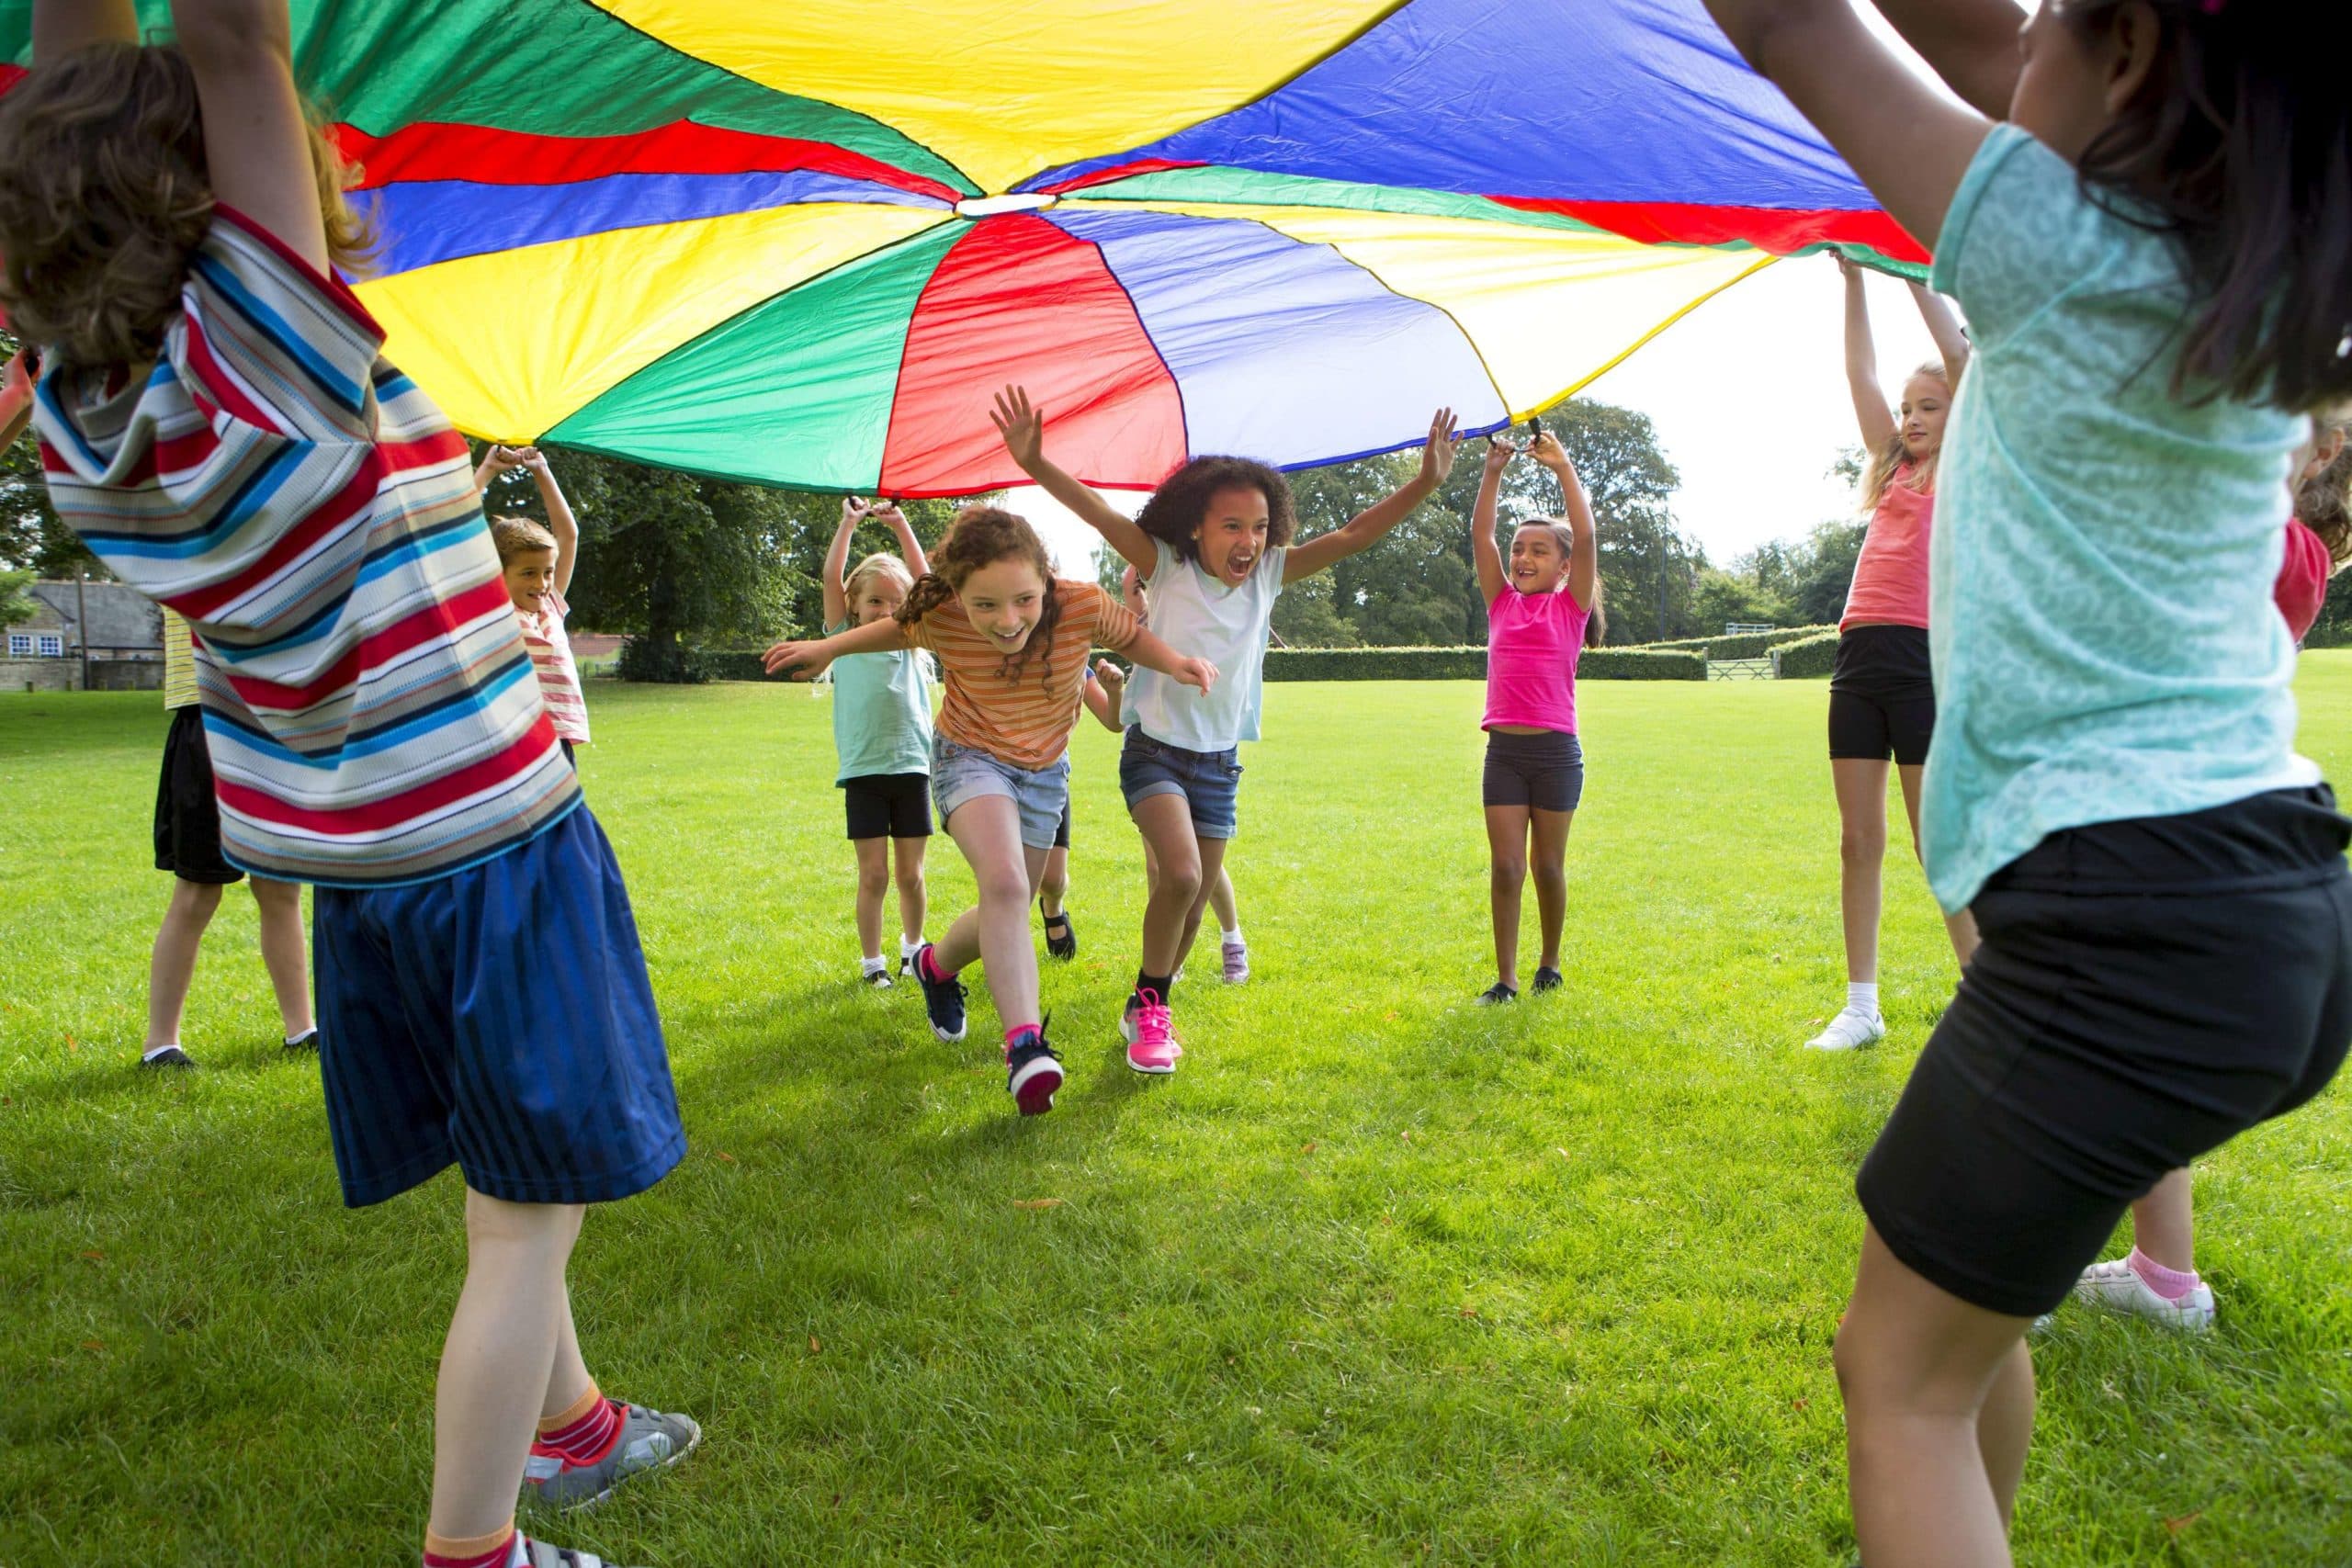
[0,332,104,580]
[0,567,35,628]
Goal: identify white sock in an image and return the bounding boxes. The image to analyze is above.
[141,1043,180,1062]
[284,1026,316,1046]
[1222,926,1244,945]
[862,954,888,976]
[1847,982,1881,1018]
[900,934,923,955]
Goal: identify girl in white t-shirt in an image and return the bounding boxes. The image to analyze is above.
[995,385,1456,1073]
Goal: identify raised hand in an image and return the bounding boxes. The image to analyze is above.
[1528,428,1569,469]
[1484,434,1521,471]
[1172,655,1218,694]
[870,502,910,531]
[762,638,832,680]
[516,446,550,475]
[989,385,1045,471]
[1093,657,1128,696]
[839,495,873,529]
[482,444,530,477]
[1419,407,1460,488]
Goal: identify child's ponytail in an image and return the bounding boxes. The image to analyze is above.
[1583,578,1607,649]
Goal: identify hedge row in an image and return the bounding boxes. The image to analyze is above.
[1633,624,1837,660]
[665,644,1709,683]
[1770,630,1842,680]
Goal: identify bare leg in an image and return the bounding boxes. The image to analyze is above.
[1038,845,1070,919]
[2128,1168,2197,1273]
[852,837,889,962]
[427,1191,585,1541]
[891,836,928,946]
[1484,806,1530,990]
[542,1276,594,1419]
[1836,1224,2036,1568]
[247,876,313,1039]
[1170,834,1231,977]
[1831,759,1893,987]
[1132,794,1203,978]
[933,798,1049,1029]
[1207,864,1239,933]
[1527,808,1576,973]
[1899,763,1980,967]
[145,878,224,1053]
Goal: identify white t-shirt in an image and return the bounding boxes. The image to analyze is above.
[1122,546,1285,752]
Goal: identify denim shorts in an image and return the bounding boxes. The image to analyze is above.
[932,736,1071,851]
[1118,728,1242,840]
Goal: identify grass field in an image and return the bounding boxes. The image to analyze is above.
[3,664,2349,1566]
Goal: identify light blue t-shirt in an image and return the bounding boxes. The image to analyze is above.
[826,617,933,784]
[1922,124,2318,912]
[1122,546,1286,752]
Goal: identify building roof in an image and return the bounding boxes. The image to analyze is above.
[27,581,163,650]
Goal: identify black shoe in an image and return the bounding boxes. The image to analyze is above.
[1043,908,1078,961]
[1006,1023,1064,1116]
[864,967,895,989]
[141,1046,194,1069]
[1530,967,1564,994]
[1475,982,1519,1007]
[913,942,967,1043]
[283,1028,321,1053]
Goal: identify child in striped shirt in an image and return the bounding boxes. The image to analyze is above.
[766,504,1216,1115]
[481,446,591,761]
[0,6,689,1565]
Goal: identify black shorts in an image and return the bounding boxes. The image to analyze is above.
[1482,729,1585,812]
[842,773,933,840]
[1858,785,2352,1317]
[153,705,242,886]
[1054,798,1071,851]
[1828,625,1936,766]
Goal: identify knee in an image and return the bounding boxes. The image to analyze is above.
[895,863,926,898]
[173,880,224,922]
[857,865,890,900]
[1037,866,1068,901]
[1490,854,1527,886]
[1160,860,1203,903]
[1839,825,1886,867]
[250,877,300,916]
[977,864,1031,909]
[1531,859,1566,890]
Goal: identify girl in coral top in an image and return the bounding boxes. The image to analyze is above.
[1806,258,1981,1054]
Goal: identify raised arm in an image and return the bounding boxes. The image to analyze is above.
[1286,408,1457,583]
[523,449,578,596]
[473,443,524,498]
[1700,0,1991,254]
[34,0,139,59]
[821,496,865,629]
[174,0,331,274]
[1841,259,1897,453]
[1866,0,2025,122]
[877,502,929,580]
[1471,436,1514,604]
[992,385,1159,576]
[1909,282,1972,391]
[762,615,911,680]
[1531,432,1599,614]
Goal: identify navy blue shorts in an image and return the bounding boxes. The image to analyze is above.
[313,805,684,1208]
[1119,728,1242,840]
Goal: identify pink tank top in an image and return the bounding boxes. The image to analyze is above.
[1840,466,1933,632]
[1484,587,1591,734]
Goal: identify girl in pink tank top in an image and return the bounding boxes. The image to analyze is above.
[1807,259,1982,1055]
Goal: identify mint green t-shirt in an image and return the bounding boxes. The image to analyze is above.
[1922,125,2319,912]
[826,618,933,784]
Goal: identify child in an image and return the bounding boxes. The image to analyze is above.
[0,9,693,1566]
[820,496,933,987]
[1698,0,2352,1561]
[995,386,1454,1069]
[1035,660,1127,962]
[2071,406,2352,1334]
[763,505,1216,1113]
[1807,257,1982,1052]
[140,605,316,1068]
[1469,429,1602,1005]
[480,446,591,763]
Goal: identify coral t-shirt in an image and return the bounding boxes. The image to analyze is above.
[1840,466,1933,632]
[2273,517,2331,643]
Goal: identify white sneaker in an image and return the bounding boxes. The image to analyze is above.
[2073,1258,2215,1332]
[1804,1007,1885,1052]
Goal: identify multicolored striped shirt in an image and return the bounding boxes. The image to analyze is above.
[907,580,1141,771]
[518,587,590,745]
[33,209,579,886]
[160,606,199,711]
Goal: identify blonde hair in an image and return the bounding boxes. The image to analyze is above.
[0,42,373,367]
[1858,361,1953,509]
[488,514,557,565]
[843,551,914,606]
[2298,405,2352,567]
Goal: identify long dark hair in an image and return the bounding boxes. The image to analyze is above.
[2062,0,2352,412]
[1136,456,1295,564]
[896,505,1063,690]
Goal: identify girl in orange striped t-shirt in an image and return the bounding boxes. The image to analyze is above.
[766,505,1216,1116]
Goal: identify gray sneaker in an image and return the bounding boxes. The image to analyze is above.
[520,1537,649,1568]
[521,1402,702,1511]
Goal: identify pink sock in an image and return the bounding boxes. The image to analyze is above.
[2128,1247,2202,1301]
[1004,1022,1039,1050]
[919,944,952,984]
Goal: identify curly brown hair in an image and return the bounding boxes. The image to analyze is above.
[896,504,1063,690]
[0,42,373,368]
[1134,456,1295,565]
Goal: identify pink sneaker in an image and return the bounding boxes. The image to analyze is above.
[1125,991,1179,1074]
[1221,938,1250,984]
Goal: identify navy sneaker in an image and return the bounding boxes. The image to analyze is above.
[1005,1025,1064,1116]
[1475,981,1518,1006]
[914,942,967,1043]
[1530,967,1564,994]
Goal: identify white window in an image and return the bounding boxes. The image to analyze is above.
[6,634,28,658]
[37,634,63,657]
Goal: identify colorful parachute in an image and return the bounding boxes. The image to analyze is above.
[0,1,1925,496]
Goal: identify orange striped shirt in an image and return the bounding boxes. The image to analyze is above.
[909,580,1141,771]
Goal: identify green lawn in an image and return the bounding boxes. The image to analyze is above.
[3,665,2348,1565]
